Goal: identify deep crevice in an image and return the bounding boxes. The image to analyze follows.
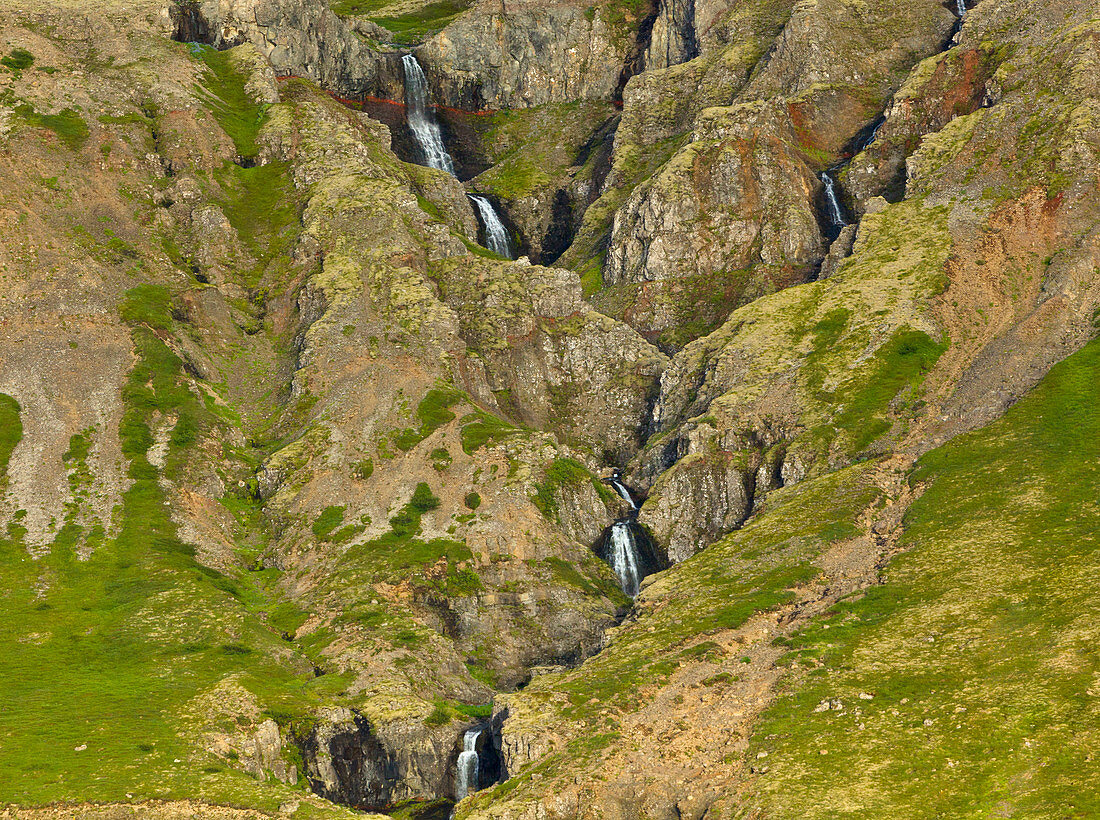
[613,0,662,103]
[170,1,214,45]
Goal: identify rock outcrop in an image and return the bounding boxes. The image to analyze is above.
[604,100,823,349]
[3,0,1100,819]
[177,0,405,99]
[417,0,637,110]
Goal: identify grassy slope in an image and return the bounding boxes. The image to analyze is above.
[747,338,1100,818]
[0,39,349,817]
[0,294,347,815]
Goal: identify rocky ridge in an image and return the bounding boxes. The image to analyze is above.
[0,0,1097,817]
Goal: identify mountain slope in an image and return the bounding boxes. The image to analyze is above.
[0,0,1097,817]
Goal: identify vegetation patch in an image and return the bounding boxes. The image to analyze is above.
[0,394,22,481]
[458,408,519,454]
[749,339,1100,818]
[14,104,89,150]
[193,45,268,159]
[1,48,34,71]
[338,482,478,598]
[214,162,299,267]
[0,287,335,808]
[531,457,613,521]
[393,387,465,451]
[330,0,474,44]
[424,698,492,726]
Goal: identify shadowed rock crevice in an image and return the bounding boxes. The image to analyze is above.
[170,0,217,45]
[614,0,662,103]
[297,714,400,810]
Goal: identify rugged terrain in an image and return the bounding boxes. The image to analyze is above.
[0,0,1097,817]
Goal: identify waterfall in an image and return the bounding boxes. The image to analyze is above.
[859,117,885,152]
[596,474,656,597]
[468,194,515,259]
[608,522,644,598]
[821,172,848,230]
[608,474,638,511]
[955,0,966,17]
[402,53,456,176]
[402,54,515,259]
[455,728,481,802]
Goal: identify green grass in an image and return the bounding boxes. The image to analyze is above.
[338,482,478,598]
[214,162,299,265]
[193,45,268,159]
[393,387,465,452]
[191,44,301,278]
[14,104,89,150]
[531,457,590,519]
[424,698,492,726]
[458,408,519,454]
[0,288,328,809]
[330,0,474,44]
[809,323,946,455]
[311,505,346,539]
[2,48,34,71]
[0,394,22,480]
[749,338,1100,818]
[120,283,173,330]
[531,457,613,521]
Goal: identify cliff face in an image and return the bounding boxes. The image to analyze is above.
[416,0,635,111]
[178,0,404,97]
[1,0,1099,818]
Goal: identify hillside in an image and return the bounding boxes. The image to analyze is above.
[0,0,1097,818]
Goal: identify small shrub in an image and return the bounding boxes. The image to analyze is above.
[352,458,374,480]
[1,48,34,71]
[410,483,440,513]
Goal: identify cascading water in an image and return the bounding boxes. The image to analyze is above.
[402,54,456,176]
[955,0,967,18]
[468,194,515,259]
[608,473,638,511]
[454,728,482,802]
[608,521,643,597]
[597,473,660,598]
[401,54,515,260]
[860,117,885,151]
[821,172,848,232]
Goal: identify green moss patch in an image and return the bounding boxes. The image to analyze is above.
[0,394,22,481]
[0,288,337,809]
[330,0,473,44]
[214,161,299,265]
[338,482,479,599]
[14,104,89,150]
[1,48,34,71]
[531,457,613,521]
[393,387,464,451]
[194,45,268,159]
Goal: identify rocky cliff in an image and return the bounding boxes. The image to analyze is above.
[0,0,1098,818]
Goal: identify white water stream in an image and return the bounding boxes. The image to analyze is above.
[608,521,643,598]
[402,55,515,259]
[821,172,848,230]
[468,194,514,259]
[455,728,481,801]
[403,54,456,175]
